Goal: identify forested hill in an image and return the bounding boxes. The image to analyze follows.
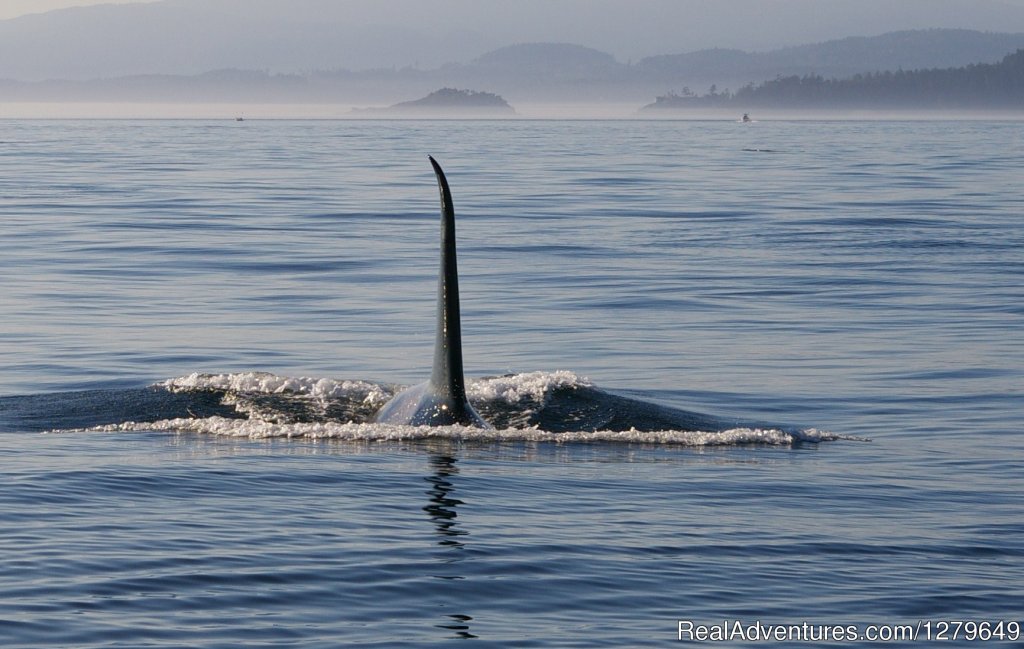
[635,29,1024,86]
[644,48,1024,110]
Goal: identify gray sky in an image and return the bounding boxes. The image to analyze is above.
[4,0,1024,78]
[0,0,154,20]
[5,0,1024,21]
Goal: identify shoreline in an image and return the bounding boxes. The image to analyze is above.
[2,101,1022,121]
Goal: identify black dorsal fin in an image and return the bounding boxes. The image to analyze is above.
[370,157,489,428]
[428,156,466,402]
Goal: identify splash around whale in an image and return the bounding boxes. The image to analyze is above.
[22,369,851,446]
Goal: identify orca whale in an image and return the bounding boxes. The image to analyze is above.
[372,157,491,428]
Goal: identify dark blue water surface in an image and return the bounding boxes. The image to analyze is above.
[1,119,1022,647]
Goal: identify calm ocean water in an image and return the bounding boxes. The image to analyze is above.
[1,118,1022,647]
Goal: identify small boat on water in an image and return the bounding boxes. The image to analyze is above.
[741,113,752,123]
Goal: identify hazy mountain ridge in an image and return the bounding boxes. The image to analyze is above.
[472,43,622,75]
[3,16,1024,109]
[4,0,1024,82]
[634,29,1024,89]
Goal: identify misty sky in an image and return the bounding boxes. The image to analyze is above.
[0,0,152,20]
[4,0,1024,79]
[6,0,1024,22]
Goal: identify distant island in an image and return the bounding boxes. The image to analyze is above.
[642,48,1024,111]
[357,88,515,116]
[3,28,1023,114]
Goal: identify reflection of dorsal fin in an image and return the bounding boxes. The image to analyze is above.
[428,155,466,402]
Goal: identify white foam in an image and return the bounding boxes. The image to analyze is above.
[468,370,591,403]
[69,416,857,446]
[163,370,587,399]
[161,372,393,406]
[139,372,864,445]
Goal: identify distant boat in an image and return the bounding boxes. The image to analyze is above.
[235,116,244,122]
[741,113,752,123]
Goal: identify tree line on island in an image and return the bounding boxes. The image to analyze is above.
[390,48,1024,115]
[644,49,1024,110]
[378,87,514,113]
[346,87,515,115]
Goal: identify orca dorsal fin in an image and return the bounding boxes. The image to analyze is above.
[370,157,489,428]
[428,155,467,402]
